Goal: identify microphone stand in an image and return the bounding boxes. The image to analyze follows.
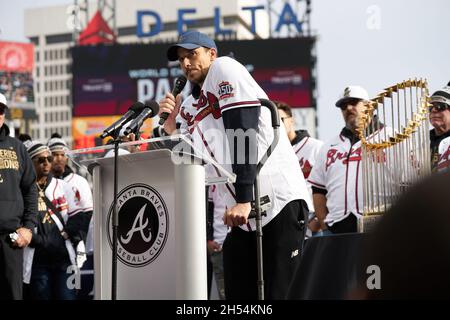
[111,131,121,300]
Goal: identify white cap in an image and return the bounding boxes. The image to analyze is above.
[0,93,7,108]
[335,85,369,107]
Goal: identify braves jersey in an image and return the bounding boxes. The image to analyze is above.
[208,184,228,246]
[62,173,93,217]
[308,127,397,226]
[436,136,450,171]
[179,56,312,231]
[292,134,323,196]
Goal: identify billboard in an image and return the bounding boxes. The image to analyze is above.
[72,37,314,118]
[0,42,35,114]
[72,116,154,150]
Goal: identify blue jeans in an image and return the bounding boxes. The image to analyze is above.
[30,263,77,300]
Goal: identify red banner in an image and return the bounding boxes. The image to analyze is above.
[0,41,34,72]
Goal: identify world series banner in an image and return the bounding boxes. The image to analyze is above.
[71,37,314,145]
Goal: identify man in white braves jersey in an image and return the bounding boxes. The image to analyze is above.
[308,86,372,234]
[159,30,311,299]
[48,134,92,261]
[429,82,450,172]
[275,101,324,236]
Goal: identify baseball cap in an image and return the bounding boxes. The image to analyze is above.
[335,85,369,108]
[0,93,7,108]
[430,81,450,106]
[167,31,217,61]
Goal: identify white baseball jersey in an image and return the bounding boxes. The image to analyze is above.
[63,172,93,217]
[179,56,312,231]
[308,127,397,226]
[436,136,450,171]
[292,135,323,197]
[208,184,228,246]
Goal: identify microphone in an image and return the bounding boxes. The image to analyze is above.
[158,76,187,125]
[122,101,160,136]
[100,102,145,139]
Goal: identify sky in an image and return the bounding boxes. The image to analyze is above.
[0,0,449,141]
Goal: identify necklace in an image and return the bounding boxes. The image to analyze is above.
[36,182,47,212]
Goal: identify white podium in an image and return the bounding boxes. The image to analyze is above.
[68,135,235,300]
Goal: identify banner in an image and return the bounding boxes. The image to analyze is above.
[72,116,153,149]
[0,41,35,114]
[71,37,314,118]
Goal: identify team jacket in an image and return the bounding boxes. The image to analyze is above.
[179,56,312,231]
[29,175,71,266]
[430,129,450,172]
[0,124,37,234]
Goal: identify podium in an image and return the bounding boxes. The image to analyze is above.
[68,135,235,300]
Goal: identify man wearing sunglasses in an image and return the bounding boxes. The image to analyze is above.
[308,86,372,234]
[22,140,76,300]
[429,82,450,172]
[0,93,37,299]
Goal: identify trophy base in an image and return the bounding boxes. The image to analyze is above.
[357,214,383,233]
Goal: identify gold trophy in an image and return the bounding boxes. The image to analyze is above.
[356,79,431,232]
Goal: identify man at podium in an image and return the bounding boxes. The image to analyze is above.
[159,30,312,299]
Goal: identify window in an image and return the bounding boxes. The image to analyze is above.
[36,51,39,62]
[44,51,48,61]
[36,67,39,77]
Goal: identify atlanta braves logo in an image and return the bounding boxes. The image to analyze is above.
[181,90,222,133]
[120,204,152,244]
[107,184,168,268]
[326,147,362,171]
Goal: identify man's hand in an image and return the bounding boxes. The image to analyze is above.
[207,240,222,255]
[223,203,252,227]
[14,227,32,248]
[159,92,182,135]
[308,216,322,233]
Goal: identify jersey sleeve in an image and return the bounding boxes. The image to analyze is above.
[77,176,93,212]
[210,57,264,113]
[308,143,328,190]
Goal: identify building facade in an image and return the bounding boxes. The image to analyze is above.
[24,0,314,146]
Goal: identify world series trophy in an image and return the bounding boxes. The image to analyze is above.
[356,79,431,232]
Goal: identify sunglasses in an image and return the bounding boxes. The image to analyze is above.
[35,156,54,164]
[338,98,363,110]
[429,102,449,112]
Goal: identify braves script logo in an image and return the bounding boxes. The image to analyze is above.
[107,184,168,268]
[326,147,362,170]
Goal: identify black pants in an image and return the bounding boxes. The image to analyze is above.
[327,214,357,234]
[0,234,23,300]
[223,200,307,300]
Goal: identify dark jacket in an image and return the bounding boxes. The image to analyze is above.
[0,124,38,234]
[30,175,70,266]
